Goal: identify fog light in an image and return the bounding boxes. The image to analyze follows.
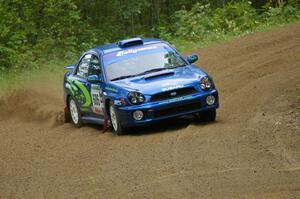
[133,110,144,121]
[206,95,215,105]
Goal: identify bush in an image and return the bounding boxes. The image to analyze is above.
[263,3,300,25]
[159,1,300,46]
[160,1,259,41]
[0,46,17,71]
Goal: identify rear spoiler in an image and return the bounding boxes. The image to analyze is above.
[65,64,75,70]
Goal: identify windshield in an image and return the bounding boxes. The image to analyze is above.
[103,43,187,81]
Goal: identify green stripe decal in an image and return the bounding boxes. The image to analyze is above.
[66,77,92,108]
[65,83,75,95]
[73,80,91,108]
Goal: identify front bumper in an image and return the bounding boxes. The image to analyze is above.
[116,90,219,127]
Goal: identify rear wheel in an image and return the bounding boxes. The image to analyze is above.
[69,97,82,127]
[198,109,216,122]
[109,102,125,135]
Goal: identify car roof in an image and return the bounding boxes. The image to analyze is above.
[92,38,164,55]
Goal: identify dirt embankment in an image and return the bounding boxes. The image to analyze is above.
[0,24,300,198]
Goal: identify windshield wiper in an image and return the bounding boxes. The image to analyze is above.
[137,67,169,76]
[110,75,138,81]
[169,64,187,68]
[178,64,187,67]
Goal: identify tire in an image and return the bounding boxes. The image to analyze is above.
[109,102,125,135]
[198,109,216,122]
[68,97,82,128]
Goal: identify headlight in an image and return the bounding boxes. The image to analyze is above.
[128,92,145,105]
[200,76,214,91]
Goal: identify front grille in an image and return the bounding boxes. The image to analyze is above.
[151,87,196,102]
[153,101,201,118]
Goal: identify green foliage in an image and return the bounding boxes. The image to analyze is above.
[0,46,16,71]
[297,85,300,113]
[263,3,300,25]
[0,0,299,75]
[171,2,259,40]
[0,0,83,71]
[160,1,300,44]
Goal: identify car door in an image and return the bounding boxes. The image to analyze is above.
[87,54,105,117]
[71,53,104,117]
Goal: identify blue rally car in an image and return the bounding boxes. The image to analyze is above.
[64,38,219,135]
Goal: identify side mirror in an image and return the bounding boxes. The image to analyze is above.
[187,54,198,64]
[65,64,75,70]
[87,75,101,83]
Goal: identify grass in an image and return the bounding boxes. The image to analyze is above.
[0,59,67,95]
[297,85,300,112]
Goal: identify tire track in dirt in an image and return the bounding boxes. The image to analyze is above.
[0,24,300,198]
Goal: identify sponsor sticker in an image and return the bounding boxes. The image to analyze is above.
[116,46,157,57]
[158,95,194,105]
[162,85,184,92]
[105,86,118,93]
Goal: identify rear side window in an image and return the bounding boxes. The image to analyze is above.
[88,55,101,76]
[76,54,92,78]
[76,54,101,79]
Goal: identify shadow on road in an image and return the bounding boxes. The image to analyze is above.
[95,115,215,136]
[83,115,198,136]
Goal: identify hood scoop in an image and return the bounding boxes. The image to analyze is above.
[144,72,174,81]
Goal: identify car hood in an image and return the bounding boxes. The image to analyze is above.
[108,65,207,95]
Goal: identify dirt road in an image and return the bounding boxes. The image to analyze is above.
[0,24,300,198]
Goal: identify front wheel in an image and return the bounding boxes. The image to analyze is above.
[109,102,126,135]
[69,97,82,128]
[197,109,216,122]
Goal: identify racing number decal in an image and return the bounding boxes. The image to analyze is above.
[91,84,104,115]
[92,93,101,106]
